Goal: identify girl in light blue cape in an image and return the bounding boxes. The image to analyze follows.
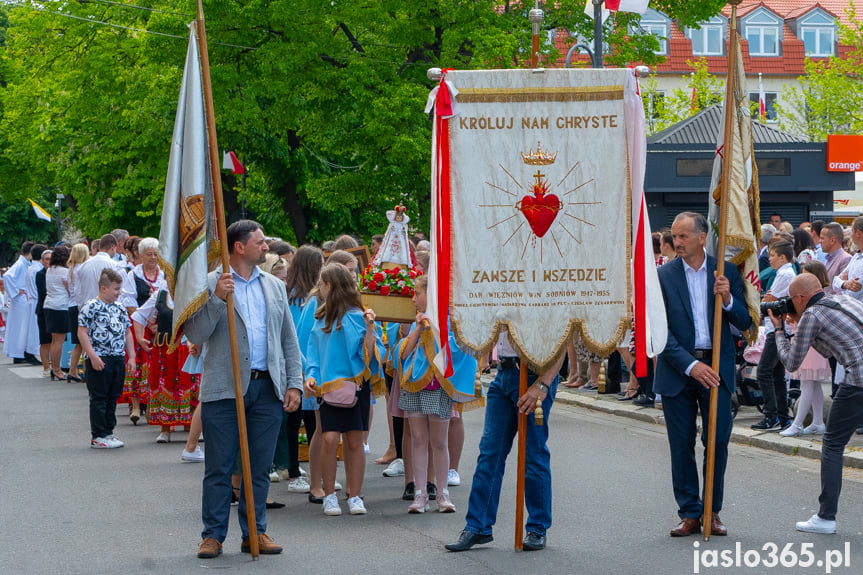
[395,276,482,513]
[303,263,384,515]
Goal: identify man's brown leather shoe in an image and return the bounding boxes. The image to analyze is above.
[241,532,283,554]
[197,538,222,558]
[705,514,727,536]
[670,517,701,537]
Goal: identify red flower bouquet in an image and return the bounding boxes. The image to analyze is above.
[359,264,422,297]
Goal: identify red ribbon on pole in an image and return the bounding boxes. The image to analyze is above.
[633,199,647,377]
[435,72,454,377]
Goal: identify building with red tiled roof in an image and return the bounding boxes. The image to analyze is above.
[552,0,862,130]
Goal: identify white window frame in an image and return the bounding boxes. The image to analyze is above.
[749,91,779,123]
[637,9,670,55]
[798,10,836,57]
[687,16,727,56]
[743,8,782,56]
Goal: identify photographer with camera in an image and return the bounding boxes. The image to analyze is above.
[751,240,796,431]
[766,273,863,534]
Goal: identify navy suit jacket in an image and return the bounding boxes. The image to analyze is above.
[654,255,752,397]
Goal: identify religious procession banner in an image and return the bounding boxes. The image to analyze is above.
[158,24,219,352]
[427,68,664,371]
[706,35,762,341]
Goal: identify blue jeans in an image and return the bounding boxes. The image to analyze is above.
[200,377,283,542]
[464,367,558,537]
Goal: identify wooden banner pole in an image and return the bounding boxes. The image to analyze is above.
[514,3,543,551]
[515,358,528,550]
[196,0,259,558]
[703,0,740,542]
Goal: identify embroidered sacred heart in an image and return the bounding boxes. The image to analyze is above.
[520,192,561,238]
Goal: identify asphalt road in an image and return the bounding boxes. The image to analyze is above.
[3,358,863,575]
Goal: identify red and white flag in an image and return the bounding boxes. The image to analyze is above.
[758,73,766,121]
[222,150,245,175]
[605,0,651,13]
[625,69,667,373]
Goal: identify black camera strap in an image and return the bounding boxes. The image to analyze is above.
[814,298,863,329]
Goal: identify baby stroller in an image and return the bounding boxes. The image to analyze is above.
[732,335,762,419]
[732,328,799,420]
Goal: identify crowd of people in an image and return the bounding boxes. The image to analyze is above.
[2,211,862,555]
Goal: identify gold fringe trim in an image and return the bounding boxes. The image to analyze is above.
[318,378,359,396]
[166,289,210,354]
[448,316,630,375]
[157,254,176,295]
[458,86,624,103]
[399,330,472,401]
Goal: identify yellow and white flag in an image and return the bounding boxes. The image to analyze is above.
[158,24,219,351]
[28,198,52,222]
[706,35,761,340]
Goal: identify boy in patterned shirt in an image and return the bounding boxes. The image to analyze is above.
[78,268,136,449]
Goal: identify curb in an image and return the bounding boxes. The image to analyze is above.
[555,389,863,470]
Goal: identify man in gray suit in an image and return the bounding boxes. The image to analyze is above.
[185,220,303,559]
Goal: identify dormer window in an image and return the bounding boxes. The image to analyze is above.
[743,9,781,56]
[638,9,670,55]
[798,10,836,56]
[687,16,727,56]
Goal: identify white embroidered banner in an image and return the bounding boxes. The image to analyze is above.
[443,69,633,368]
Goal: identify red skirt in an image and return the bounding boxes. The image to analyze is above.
[146,343,200,427]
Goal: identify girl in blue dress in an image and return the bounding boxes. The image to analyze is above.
[304,263,385,516]
[397,275,480,513]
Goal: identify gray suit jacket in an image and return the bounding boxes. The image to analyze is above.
[184,269,303,403]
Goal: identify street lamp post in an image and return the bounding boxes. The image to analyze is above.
[54,193,64,242]
[593,0,604,68]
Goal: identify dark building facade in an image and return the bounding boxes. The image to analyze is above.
[645,105,855,228]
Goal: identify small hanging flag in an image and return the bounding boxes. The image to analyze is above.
[222,150,245,175]
[28,198,52,222]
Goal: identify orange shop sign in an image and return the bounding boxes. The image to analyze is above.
[827,135,863,172]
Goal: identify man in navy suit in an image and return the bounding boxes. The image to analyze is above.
[655,212,753,537]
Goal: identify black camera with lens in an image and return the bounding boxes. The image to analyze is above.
[760,296,795,318]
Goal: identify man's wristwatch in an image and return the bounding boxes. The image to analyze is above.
[538,382,549,395]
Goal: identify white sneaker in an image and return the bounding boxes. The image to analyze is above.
[287,476,310,493]
[334,480,343,491]
[181,446,205,462]
[363,442,370,454]
[447,469,461,486]
[780,423,804,437]
[383,458,405,477]
[90,437,112,449]
[269,471,281,483]
[155,432,171,443]
[796,514,836,534]
[105,435,124,448]
[348,496,367,515]
[323,494,342,516]
[803,424,827,435]
[299,467,308,477]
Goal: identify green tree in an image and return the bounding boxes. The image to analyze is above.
[0,1,729,244]
[641,58,724,136]
[776,4,863,140]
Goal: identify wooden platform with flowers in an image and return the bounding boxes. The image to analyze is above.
[359,263,422,322]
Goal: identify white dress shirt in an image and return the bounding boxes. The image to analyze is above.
[683,255,711,350]
[764,261,795,335]
[683,252,734,376]
[74,252,122,308]
[231,266,268,370]
[834,251,863,302]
